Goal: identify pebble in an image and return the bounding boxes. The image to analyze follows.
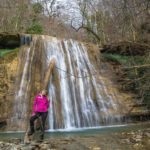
[121,138,130,144]
[39,143,50,150]
[92,147,101,150]
[144,132,150,138]
[133,143,143,150]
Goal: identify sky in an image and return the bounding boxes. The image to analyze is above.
[34,0,82,27]
[55,0,82,27]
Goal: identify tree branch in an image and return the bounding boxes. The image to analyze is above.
[122,64,150,69]
[71,18,101,42]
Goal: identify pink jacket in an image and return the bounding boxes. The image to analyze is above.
[32,94,50,114]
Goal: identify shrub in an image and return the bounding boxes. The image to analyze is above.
[26,22,43,34]
[102,53,150,108]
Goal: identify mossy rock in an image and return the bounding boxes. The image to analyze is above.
[0,33,20,49]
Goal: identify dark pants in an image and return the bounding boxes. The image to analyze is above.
[29,112,48,139]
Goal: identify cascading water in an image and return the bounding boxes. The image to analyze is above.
[10,35,128,131]
[45,38,100,129]
[42,36,123,130]
[12,47,31,128]
[9,37,37,130]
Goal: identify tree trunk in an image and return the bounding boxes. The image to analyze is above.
[43,58,56,90]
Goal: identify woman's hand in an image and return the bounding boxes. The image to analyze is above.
[31,112,36,116]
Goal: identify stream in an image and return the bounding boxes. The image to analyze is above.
[0,122,149,150]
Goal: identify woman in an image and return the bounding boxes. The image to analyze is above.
[28,89,50,140]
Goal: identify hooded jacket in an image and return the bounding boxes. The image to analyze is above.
[32,94,50,114]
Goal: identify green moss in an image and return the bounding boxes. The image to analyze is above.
[102,53,147,66]
[0,48,19,58]
[102,53,129,64]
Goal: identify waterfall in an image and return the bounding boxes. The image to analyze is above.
[9,37,37,130]
[10,35,127,131]
[42,36,122,130]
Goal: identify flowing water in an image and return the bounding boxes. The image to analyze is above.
[44,36,122,130]
[9,37,38,130]
[0,123,149,141]
[9,35,128,131]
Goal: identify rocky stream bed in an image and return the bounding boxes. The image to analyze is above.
[0,123,149,150]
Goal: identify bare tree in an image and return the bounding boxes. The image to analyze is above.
[0,0,33,33]
[70,0,150,44]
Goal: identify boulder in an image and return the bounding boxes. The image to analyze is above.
[0,120,7,128]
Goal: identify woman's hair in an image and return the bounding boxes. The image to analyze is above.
[41,89,48,95]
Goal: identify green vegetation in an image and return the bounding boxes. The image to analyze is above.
[26,3,43,34]
[0,48,19,58]
[102,53,131,65]
[102,53,150,108]
[102,53,147,66]
[32,2,43,14]
[26,22,43,34]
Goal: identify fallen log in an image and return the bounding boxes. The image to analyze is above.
[121,64,150,69]
[129,104,148,107]
[43,58,56,90]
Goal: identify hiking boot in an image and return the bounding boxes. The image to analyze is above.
[36,126,42,131]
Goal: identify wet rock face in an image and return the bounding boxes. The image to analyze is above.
[0,35,149,131]
[0,56,18,128]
